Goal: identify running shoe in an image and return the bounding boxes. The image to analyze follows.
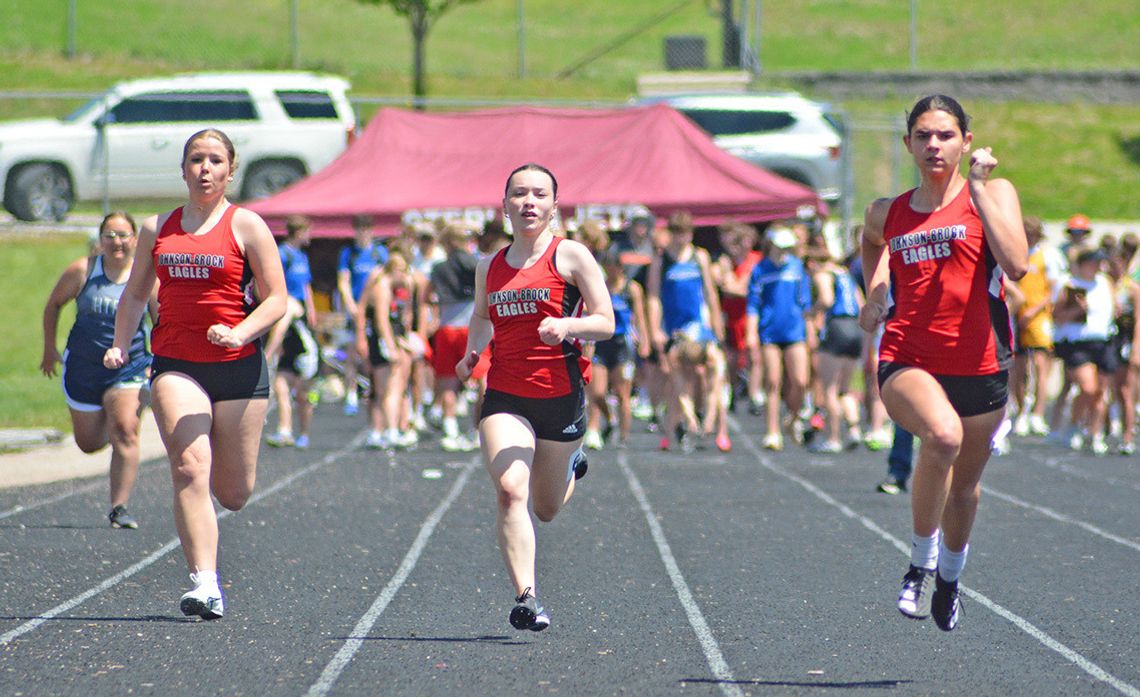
[571,450,589,480]
[748,398,764,416]
[876,475,906,495]
[864,429,891,452]
[583,429,604,451]
[440,433,477,452]
[679,432,695,454]
[108,504,138,530]
[761,432,783,451]
[844,427,863,451]
[1119,441,1135,456]
[265,431,295,448]
[394,429,419,449]
[180,576,224,620]
[365,430,388,450]
[1091,433,1108,456]
[509,587,549,631]
[897,565,936,619]
[715,433,732,452]
[930,574,962,631]
[1028,414,1050,436]
[1069,429,1086,451]
[807,439,843,454]
[1013,413,1030,437]
[658,436,671,451]
[294,434,310,449]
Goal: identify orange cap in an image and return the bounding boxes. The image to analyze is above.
[1066,214,1091,232]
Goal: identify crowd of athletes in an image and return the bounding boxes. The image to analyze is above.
[268,210,1138,476]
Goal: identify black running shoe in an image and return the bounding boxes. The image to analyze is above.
[571,450,588,480]
[931,574,962,631]
[509,588,550,631]
[897,565,935,619]
[108,505,138,529]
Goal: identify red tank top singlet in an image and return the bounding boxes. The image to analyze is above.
[151,205,256,362]
[485,236,590,398]
[878,185,1012,375]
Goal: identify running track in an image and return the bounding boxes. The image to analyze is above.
[0,404,1135,696]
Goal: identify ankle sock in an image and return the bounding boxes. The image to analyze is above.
[937,542,968,582]
[910,531,940,570]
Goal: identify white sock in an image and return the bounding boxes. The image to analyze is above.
[190,569,218,588]
[910,531,940,570]
[938,542,969,582]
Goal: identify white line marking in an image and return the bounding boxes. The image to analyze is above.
[0,436,363,646]
[729,417,1139,697]
[0,480,104,520]
[1034,456,1140,492]
[981,484,1140,552]
[617,451,744,697]
[0,459,171,520]
[306,458,479,697]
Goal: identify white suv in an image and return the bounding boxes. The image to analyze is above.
[0,72,356,221]
[641,91,846,202]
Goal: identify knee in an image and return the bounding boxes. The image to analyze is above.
[922,419,963,461]
[74,436,106,454]
[494,469,529,512]
[215,487,252,512]
[533,502,559,523]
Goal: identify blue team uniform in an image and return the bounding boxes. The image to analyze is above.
[660,251,714,342]
[279,243,312,303]
[747,255,810,345]
[338,242,390,303]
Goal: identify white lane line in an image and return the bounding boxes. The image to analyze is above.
[617,451,744,697]
[729,417,1140,697]
[0,436,363,646]
[981,484,1140,552]
[1033,456,1140,492]
[0,480,104,520]
[0,458,173,521]
[306,458,478,697]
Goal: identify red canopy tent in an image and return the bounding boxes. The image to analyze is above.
[248,103,823,238]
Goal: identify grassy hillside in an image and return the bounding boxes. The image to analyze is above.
[0,0,1137,218]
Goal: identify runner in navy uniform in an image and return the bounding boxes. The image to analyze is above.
[41,212,155,529]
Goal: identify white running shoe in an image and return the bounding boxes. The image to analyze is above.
[440,433,477,452]
[1013,413,1030,437]
[265,431,294,447]
[1028,414,1050,436]
[762,432,783,451]
[365,430,388,449]
[583,429,604,451]
[1091,433,1108,456]
[393,429,419,449]
[180,575,224,620]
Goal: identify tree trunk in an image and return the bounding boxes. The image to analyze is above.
[412,8,428,109]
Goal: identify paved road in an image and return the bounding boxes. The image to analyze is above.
[0,403,1135,696]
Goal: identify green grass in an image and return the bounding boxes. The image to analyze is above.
[1,1,1138,429]
[1,0,1137,220]
[1,234,88,431]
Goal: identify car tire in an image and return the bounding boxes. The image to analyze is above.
[240,160,305,201]
[6,163,74,222]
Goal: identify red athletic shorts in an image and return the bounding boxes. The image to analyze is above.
[432,326,468,378]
